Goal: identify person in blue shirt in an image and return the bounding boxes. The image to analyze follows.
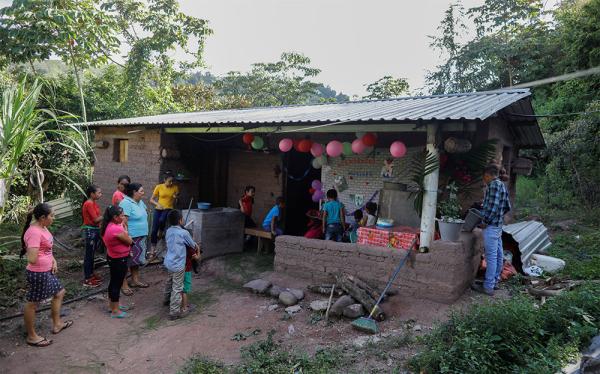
[472,164,511,296]
[163,210,199,320]
[321,189,346,242]
[262,197,285,236]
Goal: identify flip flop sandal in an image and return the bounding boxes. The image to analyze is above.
[52,320,73,334]
[110,311,129,319]
[131,282,149,288]
[121,288,134,296]
[27,337,53,347]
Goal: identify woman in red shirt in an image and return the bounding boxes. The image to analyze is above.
[82,185,103,287]
[239,185,256,228]
[111,175,130,206]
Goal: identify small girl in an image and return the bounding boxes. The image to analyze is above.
[363,202,378,227]
[82,185,103,287]
[101,205,133,318]
[112,175,130,206]
[239,185,256,228]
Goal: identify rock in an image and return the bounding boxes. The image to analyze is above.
[287,288,304,300]
[243,279,272,294]
[352,335,381,348]
[329,295,355,317]
[309,300,329,312]
[413,324,422,332]
[288,324,296,335]
[269,285,283,298]
[343,304,365,319]
[267,304,279,311]
[279,291,298,306]
[285,305,302,315]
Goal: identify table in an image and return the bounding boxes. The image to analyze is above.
[357,226,420,250]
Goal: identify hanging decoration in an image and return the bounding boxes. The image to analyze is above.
[311,157,323,169]
[311,179,322,190]
[390,141,407,158]
[242,133,255,145]
[310,179,324,202]
[251,136,264,150]
[362,132,377,147]
[380,158,395,178]
[310,143,324,157]
[326,140,343,157]
[355,131,366,139]
[279,138,293,152]
[351,138,366,154]
[293,139,301,152]
[298,139,313,153]
[334,175,348,192]
[342,142,353,156]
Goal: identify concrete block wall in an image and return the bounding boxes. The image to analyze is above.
[274,233,479,304]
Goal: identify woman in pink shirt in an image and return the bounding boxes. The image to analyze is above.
[111,175,130,206]
[101,205,133,318]
[21,203,73,347]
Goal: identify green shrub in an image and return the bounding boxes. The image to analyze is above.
[548,230,600,279]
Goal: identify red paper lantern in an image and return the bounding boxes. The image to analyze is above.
[362,132,377,147]
[242,133,254,145]
[298,139,312,153]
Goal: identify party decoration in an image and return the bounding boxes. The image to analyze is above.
[310,143,324,157]
[242,133,254,145]
[326,140,343,157]
[390,141,407,158]
[363,146,374,154]
[334,175,348,192]
[311,157,322,169]
[312,189,324,202]
[293,139,301,151]
[311,179,322,190]
[381,159,394,178]
[362,132,377,146]
[298,139,312,153]
[251,136,264,150]
[351,138,366,154]
[279,138,293,152]
[342,142,353,156]
[308,188,315,194]
[355,132,366,139]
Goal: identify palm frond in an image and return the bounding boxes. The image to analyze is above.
[407,149,439,217]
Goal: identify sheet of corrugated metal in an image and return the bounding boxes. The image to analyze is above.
[503,221,552,266]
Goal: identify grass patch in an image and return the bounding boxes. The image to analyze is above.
[143,314,162,330]
[548,229,600,279]
[187,289,217,310]
[179,356,227,374]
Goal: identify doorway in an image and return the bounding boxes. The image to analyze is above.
[283,150,321,236]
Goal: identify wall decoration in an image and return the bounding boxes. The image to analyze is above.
[353,194,364,207]
[342,142,353,156]
[390,141,407,158]
[380,158,394,179]
[310,143,324,157]
[362,132,377,147]
[298,139,312,153]
[326,140,343,157]
[351,138,366,154]
[311,157,323,169]
[279,138,293,152]
[251,136,264,150]
[243,133,254,145]
[334,175,348,192]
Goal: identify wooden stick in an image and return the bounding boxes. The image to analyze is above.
[325,284,336,323]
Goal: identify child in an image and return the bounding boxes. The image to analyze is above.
[262,196,285,236]
[322,189,346,242]
[82,185,103,287]
[182,240,201,314]
[239,185,256,228]
[101,205,133,318]
[347,209,363,243]
[112,175,130,206]
[363,202,378,227]
[163,210,199,320]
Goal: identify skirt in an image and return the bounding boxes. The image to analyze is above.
[26,270,63,302]
[128,236,147,267]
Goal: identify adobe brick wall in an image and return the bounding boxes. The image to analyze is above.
[274,232,481,304]
[93,128,161,208]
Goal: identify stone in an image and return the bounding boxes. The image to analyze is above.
[279,291,298,306]
[267,304,279,311]
[287,324,296,335]
[352,335,381,348]
[243,279,272,294]
[413,324,422,332]
[309,300,329,312]
[329,295,355,317]
[287,288,304,300]
[269,285,283,298]
[343,304,365,319]
[285,305,302,315]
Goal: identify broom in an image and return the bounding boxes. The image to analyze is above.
[351,238,415,334]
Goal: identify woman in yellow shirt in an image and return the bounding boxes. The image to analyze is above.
[149,173,179,255]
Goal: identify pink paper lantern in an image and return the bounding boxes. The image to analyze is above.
[390,141,407,158]
[310,143,324,157]
[351,138,366,154]
[279,138,293,152]
[326,140,343,157]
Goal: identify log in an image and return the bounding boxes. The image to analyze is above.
[334,273,385,321]
[346,274,381,302]
[307,284,344,296]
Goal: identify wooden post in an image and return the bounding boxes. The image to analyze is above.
[419,123,440,250]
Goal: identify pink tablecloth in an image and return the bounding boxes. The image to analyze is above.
[357,226,419,250]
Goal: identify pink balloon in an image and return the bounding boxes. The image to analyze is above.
[310,143,323,157]
[279,138,293,152]
[312,192,321,202]
[312,189,324,202]
[390,141,407,158]
[351,138,366,154]
[326,140,343,157]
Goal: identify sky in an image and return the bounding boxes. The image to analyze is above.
[179,0,484,97]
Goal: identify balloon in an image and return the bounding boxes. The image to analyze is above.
[312,192,321,202]
[298,139,312,153]
[342,142,353,156]
[308,188,315,194]
[326,140,343,157]
[363,146,374,154]
[310,143,324,157]
[279,138,293,152]
[293,139,301,151]
[311,157,322,169]
[314,189,325,200]
[242,133,254,145]
[355,132,366,139]
[311,179,322,190]
[390,141,407,158]
[351,138,366,154]
[362,132,377,147]
[251,136,264,150]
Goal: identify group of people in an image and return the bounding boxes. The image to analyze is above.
[20,173,197,348]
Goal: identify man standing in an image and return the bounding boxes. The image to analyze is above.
[472,164,511,296]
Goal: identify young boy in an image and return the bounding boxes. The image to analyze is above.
[262,197,285,236]
[322,189,346,242]
[362,202,378,227]
[163,210,200,320]
[346,209,363,243]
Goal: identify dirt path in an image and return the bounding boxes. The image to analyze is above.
[0,255,492,374]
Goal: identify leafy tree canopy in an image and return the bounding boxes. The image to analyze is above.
[363,76,410,99]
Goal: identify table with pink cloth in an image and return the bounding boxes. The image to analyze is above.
[357,226,420,250]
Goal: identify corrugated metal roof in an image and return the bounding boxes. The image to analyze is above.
[503,221,552,266]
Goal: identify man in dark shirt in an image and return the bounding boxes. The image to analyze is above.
[472,164,511,296]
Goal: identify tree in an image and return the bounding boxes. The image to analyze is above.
[363,76,410,99]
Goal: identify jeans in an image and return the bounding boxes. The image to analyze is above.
[83,228,100,280]
[164,269,185,316]
[107,255,129,302]
[325,223,343,242]
[483,225,504,290]
[262,225,283,236]
[150,209,171,245]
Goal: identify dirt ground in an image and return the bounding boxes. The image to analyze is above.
[0,249,498,374]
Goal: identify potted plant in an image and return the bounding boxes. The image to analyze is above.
[437,182,465,241]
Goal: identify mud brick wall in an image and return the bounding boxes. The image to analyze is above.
[274,232,480,304]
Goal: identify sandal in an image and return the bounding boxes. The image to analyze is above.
[52,320,73,334]
[130,282,149,288]
[106,305,134,313]
[121,288,134,296]
[110,311,129,319]
[27,337,53,347]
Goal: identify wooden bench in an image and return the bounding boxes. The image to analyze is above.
[244,228,274,254]
[47,197,76,220]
